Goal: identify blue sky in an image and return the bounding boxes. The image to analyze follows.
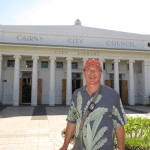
[0,0,150,35]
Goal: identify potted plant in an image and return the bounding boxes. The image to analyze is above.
[61,128,75,144]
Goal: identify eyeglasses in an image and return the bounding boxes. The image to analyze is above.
[84,69,101,73]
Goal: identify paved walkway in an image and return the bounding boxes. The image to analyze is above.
[0,104,149,150]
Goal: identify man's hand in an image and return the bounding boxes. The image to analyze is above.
[59,146,67,150]
[115,125,125,150]
[59,122,76,150]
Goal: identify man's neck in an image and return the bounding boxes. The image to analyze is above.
[86,83,100,96]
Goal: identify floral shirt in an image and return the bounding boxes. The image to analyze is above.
[66,85,129,150]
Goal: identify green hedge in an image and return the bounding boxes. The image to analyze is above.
[114,116,150,150]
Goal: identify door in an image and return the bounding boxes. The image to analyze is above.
[62,79,83,105]
[22,78,32,103]
[19,78,23,104]
[122,80,128,104]
[37,79,42,104]
[62,79,66,105]
[20,78,42,104]
[80,79,83,87]
[105,80,111,88]
[72,79,81,94]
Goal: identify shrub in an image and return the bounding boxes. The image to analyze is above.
[114,116,150,150]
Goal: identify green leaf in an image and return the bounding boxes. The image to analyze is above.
[112,105,124,125]
[82,108,108,150]
[92,126,108,148]
[117,116,150,149]
[92,138,108,150]
[87,124,92,149]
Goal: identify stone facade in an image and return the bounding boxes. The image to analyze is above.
[0,20,150,106]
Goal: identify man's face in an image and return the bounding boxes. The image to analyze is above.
[83,65,102,86]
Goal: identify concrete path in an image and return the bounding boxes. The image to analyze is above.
[0,104,149,150]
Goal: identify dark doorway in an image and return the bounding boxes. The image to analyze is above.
[62,78,83,105]
[119,80,122,99]
[110,74,122,99]
[22,78,32,103]
[72,73,81,94]
[72,79,81,94]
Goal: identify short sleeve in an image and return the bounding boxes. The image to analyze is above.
[112,92,129,129]
[66,97,77,124]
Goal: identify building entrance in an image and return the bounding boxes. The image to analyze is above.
[62,73,83,105]
[22,78,32,103]
[21,72,32,104]
[105,74,128,104]
[19,76,42,105]
[72,73,82,94]
[72,79,81,94]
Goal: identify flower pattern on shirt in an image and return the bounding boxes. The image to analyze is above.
[76,92,83,137]
[67,101,77,123]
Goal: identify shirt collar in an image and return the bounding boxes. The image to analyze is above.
[82,85,102,94]
[82,85,86,92]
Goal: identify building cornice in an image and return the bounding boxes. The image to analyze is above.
[0,42,150,53]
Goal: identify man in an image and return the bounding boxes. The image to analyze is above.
[60,59,128,150]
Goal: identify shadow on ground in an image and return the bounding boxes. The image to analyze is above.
[0,103,149,119]
[0,104,70,119]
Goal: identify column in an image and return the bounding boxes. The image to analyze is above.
[129,60,135,105]
[114,59,120,94]
[49,56,56,106]
[13,55,21,106]
[142,60,150,105]
[99,58,105,85]
[82,57,88,86]
[66,57,73,106]
[31,56,39,106]
[0,55,2,103]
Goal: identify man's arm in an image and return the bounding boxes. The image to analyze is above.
[115,125,125,150]
[59,122,76,150]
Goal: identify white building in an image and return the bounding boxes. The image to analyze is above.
[0,19,150,106]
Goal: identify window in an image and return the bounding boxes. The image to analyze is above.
[112,64,114,70]
[22,72,32,78]
[110,74,122,80]
[111,80,114,89]
[72,62,77,69]
[26,61,33,68]
[72,73,80,79]
[103,63,105,70]
[7,60,15,67]
[148,42,150,47]
[41,61,48,68]
[110,74,114,80]
[56,62,63,68]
